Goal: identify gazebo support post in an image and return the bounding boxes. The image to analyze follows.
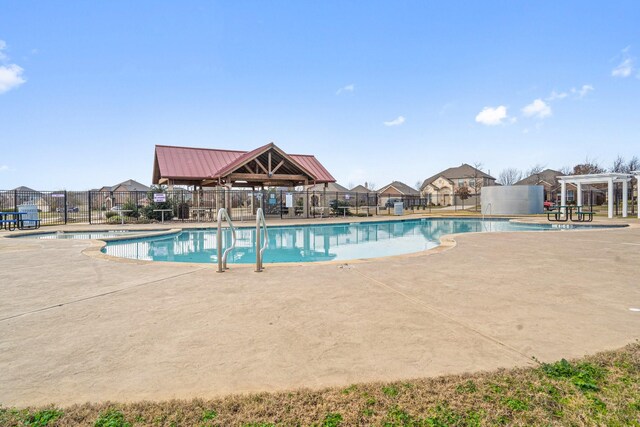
[622,179,628,218]
[576,182,582,207]
[560,181,567,214]
[636,174,640,219]
[607,177,614,219]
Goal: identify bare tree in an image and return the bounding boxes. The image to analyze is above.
[559,165,573,176]
[367,182,376,191]
[573,157,605,175]
[470,162,485,211]
[611,155,626,173]
[627,156,639,214]
[456,186,471,209]
[415,180,422,191]
[497,168,522,185]
[525,163,546,179]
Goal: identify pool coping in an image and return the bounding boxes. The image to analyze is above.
[79,216,631,269]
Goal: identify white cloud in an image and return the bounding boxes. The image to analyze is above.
[522,99,551,119]
[546,90,568,101]
[0,40,26,94]
[0,64,26,93]
[612,58,633,77]
[475,106,508,126]
[336,84,354,95]
[572,84,594,98]
[0,40,7,61]
[612,47,634,78]
[383,116,405,126]
[0,165,9,172]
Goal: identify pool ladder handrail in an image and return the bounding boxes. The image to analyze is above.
[255,208,268,272]
[216,208,237,273]
[482,202,492,232]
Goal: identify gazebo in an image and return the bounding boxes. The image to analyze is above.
[152,142,336,218]
[557,173,639,219]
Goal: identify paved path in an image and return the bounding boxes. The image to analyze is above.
[1,217,639,406]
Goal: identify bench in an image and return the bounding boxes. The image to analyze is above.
[546,209,568,222]
[19,219,41,229]
[0,219,18,231]
[572,210,594,222]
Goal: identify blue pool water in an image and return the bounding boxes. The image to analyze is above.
[100,218,573,264]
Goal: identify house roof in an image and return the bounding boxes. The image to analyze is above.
[113,179,150,192]
[153,143,335,185]
[12,186,38,193]
[378,181,420,195]
[306,182,349,192]
[515,170,604,192]
[350,185,370,193]
[421,164,495,190]
[515,169,563,186]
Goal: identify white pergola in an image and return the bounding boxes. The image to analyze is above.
[557,172,639,219]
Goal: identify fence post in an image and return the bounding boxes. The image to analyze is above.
[88,191,92,224]
[13,190,17,211]
[64,190,69,224]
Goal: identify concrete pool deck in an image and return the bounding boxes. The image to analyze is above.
[1,214,639,407]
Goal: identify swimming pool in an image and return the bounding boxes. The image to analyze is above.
[99,218,596,264]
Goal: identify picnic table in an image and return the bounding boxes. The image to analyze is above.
[153,209,173,223]
[336,206,350,218]
[547,206,594,223]
[191,207,213,222]
[117,210,133,225]
[0,212,25,231]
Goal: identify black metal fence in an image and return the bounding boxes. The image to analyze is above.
[0,188,482,226]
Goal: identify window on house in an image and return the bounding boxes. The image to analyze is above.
[458,179,464,187]
[469,178,476,188]
[567,190,574,201]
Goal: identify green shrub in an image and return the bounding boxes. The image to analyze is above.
[94,409,130,427]
[121,199,139,218]
[107,215,122,224]
[329,199,351,216]
[24,409,63,426]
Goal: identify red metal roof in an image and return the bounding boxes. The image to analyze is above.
[153,144,336,184]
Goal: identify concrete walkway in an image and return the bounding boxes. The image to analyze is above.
[1,216,639,406]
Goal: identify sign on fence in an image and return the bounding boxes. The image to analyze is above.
[153,193,166,203]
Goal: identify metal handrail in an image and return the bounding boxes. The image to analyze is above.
[482,202,492,232]
[216,208,236,273]
[255,208,268,272]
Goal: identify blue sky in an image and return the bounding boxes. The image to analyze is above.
[1,1,639,190]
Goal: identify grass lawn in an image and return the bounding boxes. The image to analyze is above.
[1,343,638,426]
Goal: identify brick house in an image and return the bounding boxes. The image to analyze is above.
[420,164,496,206]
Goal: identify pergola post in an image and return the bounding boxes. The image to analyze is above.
[607,177,614,219]
[622,179,628,218]
[560,180,567,213]
[636,174,640,219]
[576,182,582,207]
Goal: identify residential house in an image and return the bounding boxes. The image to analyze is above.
[378,181,421,207]
[95,179,151,210]
[0,186,51,212]
[420,164,496,206]
[350,184,377,206]
[515,169,605,205]
[305,182,349,193]
[350,185,370,193]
